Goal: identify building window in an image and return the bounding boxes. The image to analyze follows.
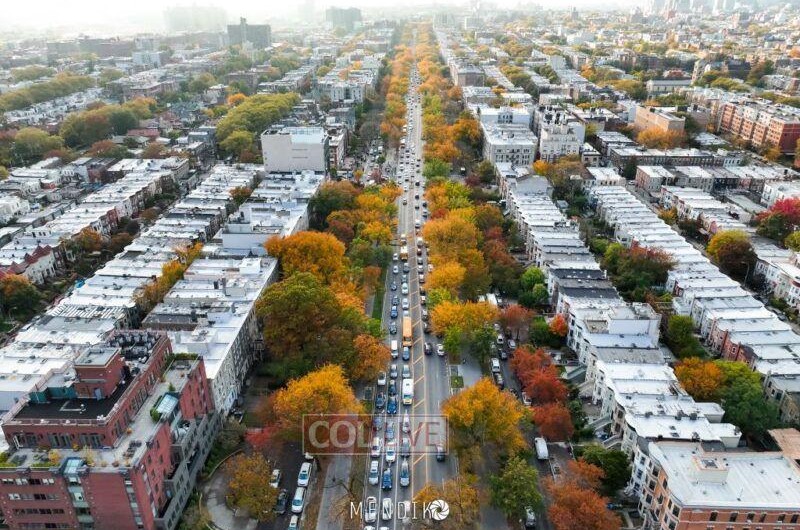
[710,512,718,521]
[730,513,738,523]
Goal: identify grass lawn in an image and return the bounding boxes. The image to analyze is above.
[450,375,464,389]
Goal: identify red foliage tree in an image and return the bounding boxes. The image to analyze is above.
[532,403,574,441]
[525,369,568,405]
[500,304,533,340]
[548,314,568,337]
[510,346,552,383]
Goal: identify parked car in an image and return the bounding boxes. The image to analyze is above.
[377,372,387,386]
[436,344,445,356]
[436,444,446,462]
[491,358,501,373]
[493,372,505,389]
[424,342,432,355]
[375,392,386,410]
[291,487,305,514]
[297,462,312,487]
[274,489,288,514]
[269,469,281,489]
[288,515,299,530]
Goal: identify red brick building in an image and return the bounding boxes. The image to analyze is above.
[719,100,800,154]
[0,330,220,530]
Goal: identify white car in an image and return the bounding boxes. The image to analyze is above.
[382,498,394,521]
[365,496,377,523]
[269,469,281,489]
[370,436,382,458]
[385,441,397,464]
[402,365,411,379]
[437,344,445,356]
[377,371,387,386]
[368,460,380,485]
[401,283,409,295]
[297,462,311,487]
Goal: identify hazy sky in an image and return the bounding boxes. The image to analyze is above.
[1,0,640,36]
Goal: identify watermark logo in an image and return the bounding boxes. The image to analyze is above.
[429,499,450,521]
[350,499,450,522]
[301,413,447,456]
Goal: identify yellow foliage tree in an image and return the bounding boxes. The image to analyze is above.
[265,231,348,285]
[271,365,362,442]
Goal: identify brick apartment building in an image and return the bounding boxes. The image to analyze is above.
[634,106,686,134]
[0,330,219,530]
[639,441,800,530]
[719,100,800,154]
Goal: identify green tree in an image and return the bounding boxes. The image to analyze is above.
[490,456,544,519]
[785,231,800,251]
[423,158,452,180]
[520,267,546,290]
[579,445,632,496]
[0,274,41,317]
[706,230,756,281]
[107,108,138,135]
[219,130,253,158]
[665,315,704,358]
[715,363,780,440]
[12,127,64,163]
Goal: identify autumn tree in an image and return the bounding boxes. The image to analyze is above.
[422,214,481,262]
[413,474,480,530]
[87,139,130,158]
[349,334,391,382]
[75,227,104,252]
[265,231,348,285]
[706,230,756,281]
[255,273,369,376]
[442,378,528,459]
[225,453,277,521]
[107,232,133,254]
[636,127,686,149]
[229,186,253,206]
[546,463,621,530]
[425,262,465,299]
[0,274,41,317]
[500,304,533,340]
[675,357,722,401]
[532,403,574,441]
[271,365,361,442]
[757,197,800,242]
[525,369,568,405]
[548,314,568,337]
[490,455,543,519]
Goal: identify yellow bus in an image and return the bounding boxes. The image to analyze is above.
[402,316,413,348]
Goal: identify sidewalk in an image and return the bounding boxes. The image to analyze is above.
[202,465,257,530]
[314,454,353,530]
[459,354,484,389]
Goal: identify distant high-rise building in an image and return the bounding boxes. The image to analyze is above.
[164,5,227,32]
[227,17,271,48]
[324,7,362,32]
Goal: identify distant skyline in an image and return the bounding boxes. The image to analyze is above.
[1,0,645,37]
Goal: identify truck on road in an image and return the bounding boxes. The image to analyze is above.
[535,437,549,460]
[402,317,413,348]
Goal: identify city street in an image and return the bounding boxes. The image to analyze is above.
[357,55,458,530]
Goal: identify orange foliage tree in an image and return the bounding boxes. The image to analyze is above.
[548,314,569,337]
[674,357,723,401]
[532,403,574,441]
[265,231,348,285]
[546,461,621,530]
